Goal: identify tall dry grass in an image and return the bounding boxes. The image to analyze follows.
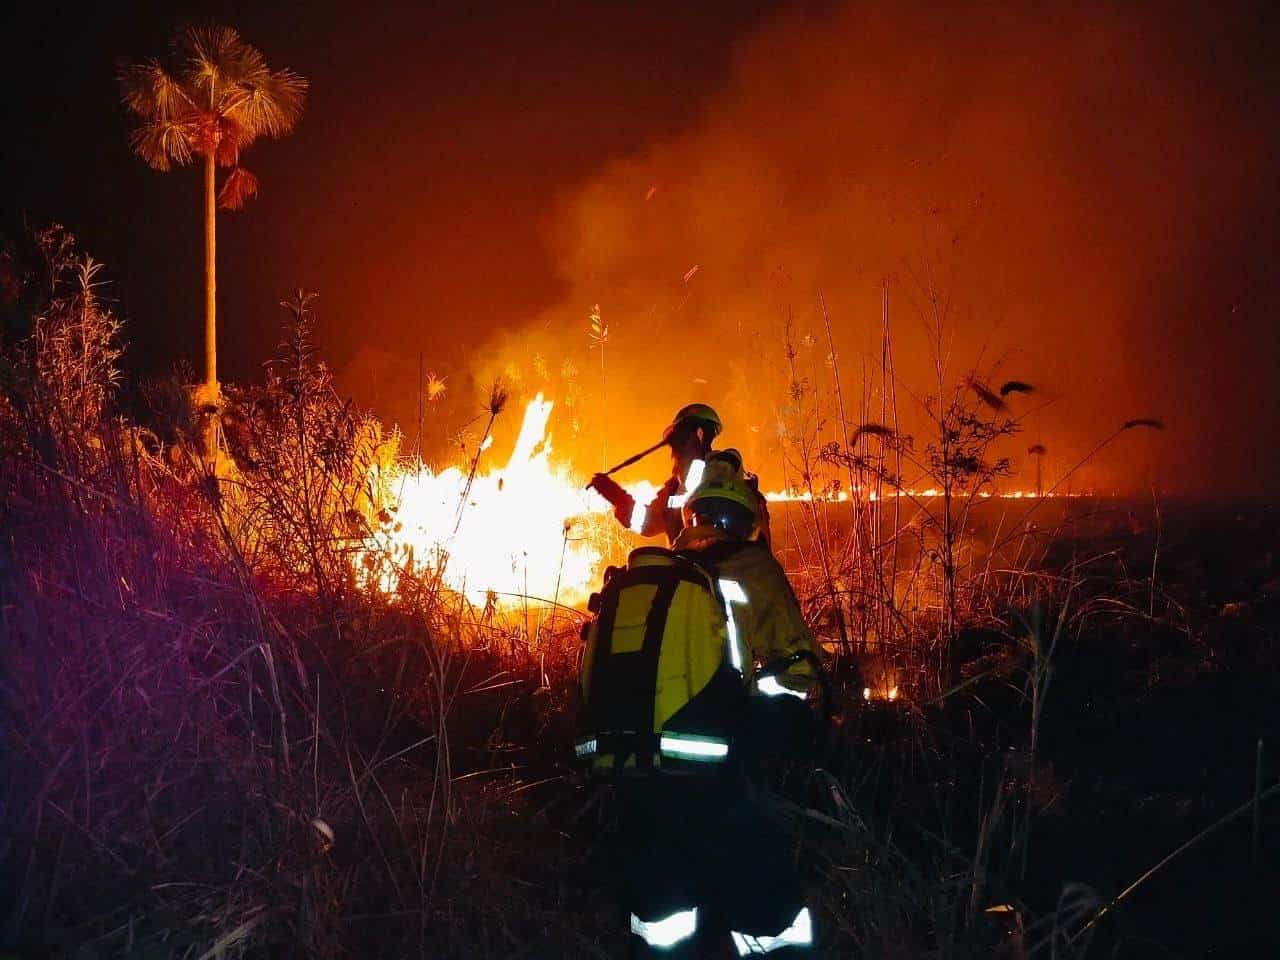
[1,230,1237,959]
[0,231,598,958]
[763,283,1192,956]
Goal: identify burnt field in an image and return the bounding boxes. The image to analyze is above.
[1006,498,1280,958]
[0,231,1276,959]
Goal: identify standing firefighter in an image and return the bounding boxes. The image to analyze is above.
[589,403,771,546]
[576,453,818,957]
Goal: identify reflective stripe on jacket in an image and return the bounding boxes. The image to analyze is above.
[640,458,773,547]
[673,528,816,695]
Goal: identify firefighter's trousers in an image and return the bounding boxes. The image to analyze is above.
[612,774,812,957]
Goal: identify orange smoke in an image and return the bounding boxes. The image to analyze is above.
[454,4,1280,498]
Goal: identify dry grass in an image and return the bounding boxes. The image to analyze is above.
[0,232,598,957]
[0,232,1253,959]
[756,284,1217,956]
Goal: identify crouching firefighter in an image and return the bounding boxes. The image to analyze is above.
[575,453,819,957]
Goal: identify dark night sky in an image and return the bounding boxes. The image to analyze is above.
[4,1,1280,495]
[1,2,778,383]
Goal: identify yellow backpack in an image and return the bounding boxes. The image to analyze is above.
[575,547,748,776]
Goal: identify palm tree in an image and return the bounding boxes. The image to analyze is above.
[119,25,307,398]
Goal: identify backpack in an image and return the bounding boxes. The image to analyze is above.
[575,546,748,776]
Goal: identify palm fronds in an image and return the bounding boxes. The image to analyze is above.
[217,167,260,211]
[119,24,307,178]
[128,120,196,171]
[118,59,194,120]
[181,24,249,102]
[231,68,308,138]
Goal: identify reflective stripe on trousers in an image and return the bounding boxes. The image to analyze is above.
[755,674,806,698]
[630,907,698,949]
[731,907,813,955]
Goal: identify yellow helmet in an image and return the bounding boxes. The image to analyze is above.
[663,403,723,443]
[683,453,758,540]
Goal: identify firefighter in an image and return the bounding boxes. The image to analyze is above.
[576,453,816,957]
[674,452,815,700]
[672,454,818,956]
[588,403,771,546]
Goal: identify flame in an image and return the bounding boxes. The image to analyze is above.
[862,673,901,702]
[766,487,1072,502]
[360,393,1068,609]
[863,684,900,702]
[364,395,612,606]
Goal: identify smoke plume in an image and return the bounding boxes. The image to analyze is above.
[475,2,1280,496]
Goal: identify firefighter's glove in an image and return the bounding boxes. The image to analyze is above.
[589,473,637,526]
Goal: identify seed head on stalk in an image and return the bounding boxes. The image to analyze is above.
[588,304,608,468]
[451,379,508,538]
[487,380,510,417]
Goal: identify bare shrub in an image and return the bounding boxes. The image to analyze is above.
[0,225,124,478]
[0,233,592,958]
[217,292,398,600]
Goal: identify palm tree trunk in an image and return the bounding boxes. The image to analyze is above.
[203,151,217,390]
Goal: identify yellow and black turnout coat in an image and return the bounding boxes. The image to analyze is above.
[576,547,748,775]
[575,535,818,776]
[673,525,818,697]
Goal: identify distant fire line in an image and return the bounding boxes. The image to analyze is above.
[764,488,1072,502]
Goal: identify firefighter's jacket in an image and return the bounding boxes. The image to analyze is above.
[674,527,816,696]
[636,473,685,543]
